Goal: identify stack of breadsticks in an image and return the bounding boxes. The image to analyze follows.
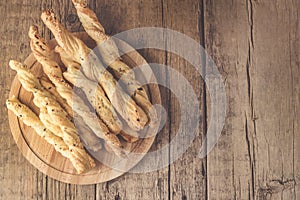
[6,0,157,174]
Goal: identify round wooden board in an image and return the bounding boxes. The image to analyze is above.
[8,32,161,185]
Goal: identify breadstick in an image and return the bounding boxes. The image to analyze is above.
[119,131,139,143]
[39,107,64,138]
[5,96,96,173]
[39,78,102,152]
[9,60,95,173]
[29,26,103,152]
[28,26,105,151]
[39,75,73,118]
[56,45,122,134]
[56,46,140,143]
[28,25,74,109]
[72,0,157,126]
[73,113,102,152]
[41,10,148,131]
[28,27,123,155]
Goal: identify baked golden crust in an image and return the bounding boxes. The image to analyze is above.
[6,96,70,159]
[28,26,124,155]
[39,75,74,118]
[5,96,97,173]
[9,60,95,174]
[56,46,123,134]
[55,46,138,145]
[30,27,125,156]
[71,1,157,127]
[41,10,148,131]
[29,26,108,152]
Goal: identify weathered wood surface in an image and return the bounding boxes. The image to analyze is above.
[0,0,299,199]
[204,0,300,199]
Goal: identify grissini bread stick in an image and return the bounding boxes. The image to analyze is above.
[9,60,95,173]
[39,77,102,151]
[28,26,74,110]
[56,46,139,143]
[72,93,126,157]
[72,0,157,126]
[74,114,103,152]
[39,107,64,138]
[65,69,138,143]
[42,75,124,156]
[29,26,103,152]
[6,96,69,158]
[56,45,122,134]
[28,27,123,156]
[41,10,148,131]
[39,75,73,118]
[5,96,95,173]
[64,68,125,154]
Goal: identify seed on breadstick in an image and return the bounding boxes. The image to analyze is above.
[39,75,74,118]
[72,0,157,126]
[41,10,148,131]
[56,46,141,144]
[28,27,123,156]
[9,60,95,173]
[29,26,103,152]
[5,96,93,171]
[56,46,122,134]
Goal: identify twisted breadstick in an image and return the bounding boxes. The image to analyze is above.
[28,27,123,155]
[57,46,139,143]
[39,76,102,152]
[28,26,74,108]
[72,0,157,126]
[39,75,73,118]
[5,96,96,173]
[29,26,104,152]
[9,60,95,173]
[55,46,122,134]
[41,10,148,131]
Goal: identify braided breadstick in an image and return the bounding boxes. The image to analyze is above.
[39,107,64,138]
[28,27,123,155]
[9,60,95,173]
[57,46,140,143]
[39,76,102,152]
[55,45,122,134]
[5,96,96,173]
[28,26,74,108]
[41,10,148,131]
[72,0,157,126]
[29,26,103,152]
[39,75,73,118]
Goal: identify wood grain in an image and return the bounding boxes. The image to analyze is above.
[249,1,300,199]
[1,0,300,199]
[0,1,48,199]
[204,0,300,199]
[162,0,206,199]
[204,1,253,199]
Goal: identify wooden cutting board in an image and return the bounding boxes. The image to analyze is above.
[8,32,161,185]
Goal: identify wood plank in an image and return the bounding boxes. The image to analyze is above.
[0,1,48,199]
[162,0,206,199]
[205,0,300,199]
[204,0,254,199]
[249,0,300,199]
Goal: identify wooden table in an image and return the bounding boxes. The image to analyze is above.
[1,0,299,199]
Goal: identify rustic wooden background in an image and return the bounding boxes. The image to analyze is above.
[0,0,299,199]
